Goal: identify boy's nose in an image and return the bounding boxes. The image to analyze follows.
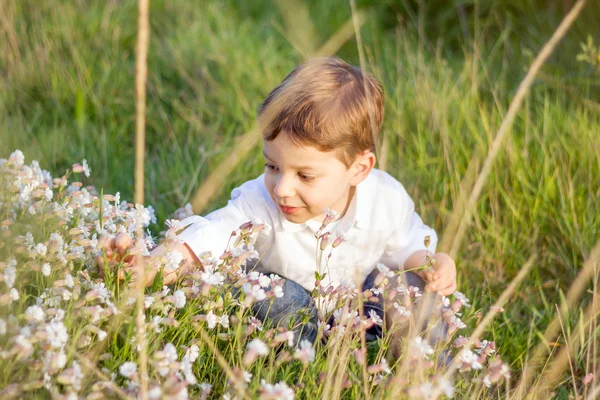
[274,175,295,199]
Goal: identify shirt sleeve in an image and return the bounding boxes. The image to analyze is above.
[379,188,438,270]
[176,186,259,259]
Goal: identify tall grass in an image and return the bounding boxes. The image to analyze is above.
[1,0,599,398]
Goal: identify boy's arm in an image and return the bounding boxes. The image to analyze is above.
[403,250,457,295]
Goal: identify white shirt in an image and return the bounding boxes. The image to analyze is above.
[177,168,437,291]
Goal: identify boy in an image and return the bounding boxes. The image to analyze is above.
[100,57,456,347]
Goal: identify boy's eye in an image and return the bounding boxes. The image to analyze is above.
[264,163,278,171]
[298,173,315,182]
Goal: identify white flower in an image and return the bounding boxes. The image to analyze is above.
[165,251,184,271]
[201,266,225,286]
[4,264,16,288]
[260,379,295,400]
[376,263,395,277]
[182,355,197,385]
[410,337,434,359]
[46,321,68,349]
[72,361,83,391]
[65,273,74,288]
[186,344,199,363]
[119,361,137,378]
[393,303,412,317]
[368,310,383,326]
[9,288,19,301]
[82,159,91,177]
[10,150,25,165]
[220,314,230,329]
[206,310,218,329]
[0,319,6,335]
[453,291,472,308]
[34,243,48,257]
[149,387,162,399]
[247,339,269,356]
[144,296,155,309]
[437,377,454,398]
[293,340,315,365]
[461,349,483,370]
[174,290,186,308]
[41,263,52,277]
[25,305,45,323]
[273,285,284,298]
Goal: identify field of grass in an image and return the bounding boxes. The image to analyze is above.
[1,0,600,398]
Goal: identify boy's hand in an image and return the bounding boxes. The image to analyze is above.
[423,252,456,296]
[96,233,140,279]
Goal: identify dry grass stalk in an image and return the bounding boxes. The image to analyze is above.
[514,238,600,397]
[532,295,600,397]
[133,0,151,398]
[430,252,538,399]
[134,0,150,206]
[442,0,587,259]
[74,354,133,400]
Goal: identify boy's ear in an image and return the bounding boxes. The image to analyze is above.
[350,150,376,186]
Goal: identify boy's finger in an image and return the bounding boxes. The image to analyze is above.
[115,233,133,252]
[96,256,105,270]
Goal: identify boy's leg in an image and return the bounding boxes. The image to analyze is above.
[251,274,318,346]
[363,269,435,359]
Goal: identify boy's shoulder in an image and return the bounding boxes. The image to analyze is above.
[358,168,414,229]
[230,174,272,207]
[367,168,411,199]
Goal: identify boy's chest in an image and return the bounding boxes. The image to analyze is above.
[254,228,388,290]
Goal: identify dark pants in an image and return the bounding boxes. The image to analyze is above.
[251,269,427,345]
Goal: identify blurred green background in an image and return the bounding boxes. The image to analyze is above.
[1,0,600,393]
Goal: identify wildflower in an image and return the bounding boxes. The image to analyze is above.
[182,355,198,385]
[437,377,454,398]
[10,150,25,165]
[144,296,155,309]
[164,250,184,272]
[273,285,284,298]
[244,339,269,366]
[273,331,295,347]
[3,260,16,288]
[220,314,230,329]
[393,303,412,317]
[119,362,137,379]
[293,340,315,365]
[82,159,91,177]
[259,379,295,400]
[322,208,339,227]
[331,236,344,248]
[0,319,6,335]
[174,290,186,308]
[206,310,218,329]
[46,320,69,349]
[460,349,483,370]
[9,288,19,301]
[201,265,225,286]
[409,337,434,359]
[25,305,45,323]
[41,263,51,277]
[451,291,471,312]
[368,310,383,326]
[186,344,199,363]
[453,336,469,348]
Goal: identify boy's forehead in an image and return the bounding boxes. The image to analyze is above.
[262,141,339,169]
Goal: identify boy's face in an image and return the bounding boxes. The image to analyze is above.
[262,133,374,224]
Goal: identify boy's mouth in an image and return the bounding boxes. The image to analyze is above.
[279,205,301,215]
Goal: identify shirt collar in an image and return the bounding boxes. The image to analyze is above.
[277,171,375,233]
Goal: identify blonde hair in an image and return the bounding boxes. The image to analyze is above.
[258,57,384,168]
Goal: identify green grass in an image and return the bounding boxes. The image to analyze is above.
[1,0,600,397]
